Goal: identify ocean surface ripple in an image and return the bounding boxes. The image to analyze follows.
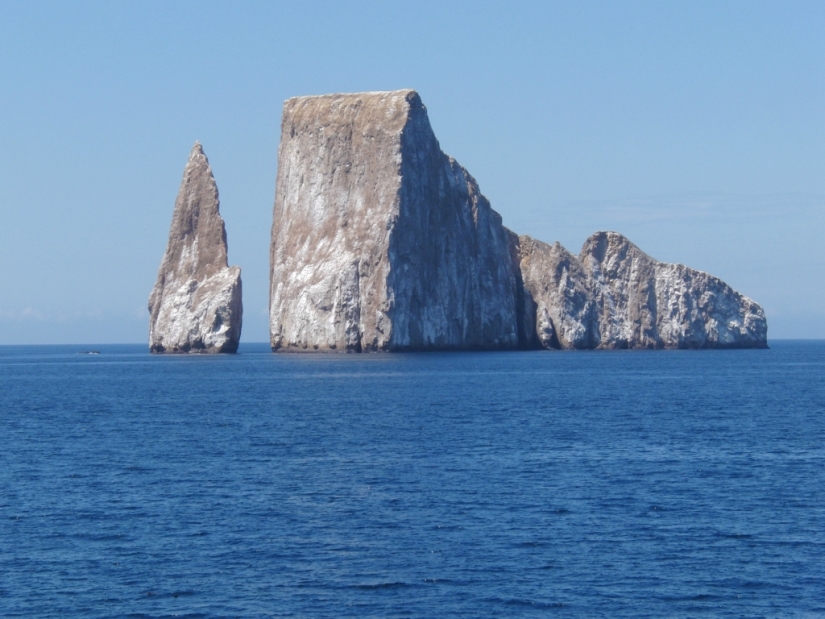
[1,342,824,617]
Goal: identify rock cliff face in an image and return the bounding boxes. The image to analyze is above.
[516,231,768,349]
[269,89,767,351]
[270,90,521,351]
[516,236,596,349]
[149,142,242,353]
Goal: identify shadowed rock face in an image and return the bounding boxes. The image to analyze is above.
[517,231,768,349]
[269,89,767,352]
[516,236,597,349]
[149,142,242,353]
[270,90,520,351]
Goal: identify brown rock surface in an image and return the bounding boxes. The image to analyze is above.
[149,142,242,353]
[268,89,768,352]
[516,235,596,349]
[269,90,520,351]
[515,231,768,349]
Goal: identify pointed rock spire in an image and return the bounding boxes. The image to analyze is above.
[149,142,242,353]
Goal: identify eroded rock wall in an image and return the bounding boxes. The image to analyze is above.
[517,231,767,349]
[269,90,521,351]
[582,232,767,349]
[517,235,596,349]
[268,89,767,352]
[386,94,520,350]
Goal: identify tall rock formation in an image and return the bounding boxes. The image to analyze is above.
[270,90,521,351]
[269,89,767,351]
[149,142,242,353]
[516,231,768,349]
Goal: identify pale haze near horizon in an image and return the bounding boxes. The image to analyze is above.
[1,1,822,345]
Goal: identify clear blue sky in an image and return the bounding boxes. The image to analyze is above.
[1,1,822,344]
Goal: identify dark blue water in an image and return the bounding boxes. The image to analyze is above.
[1,342,824,618]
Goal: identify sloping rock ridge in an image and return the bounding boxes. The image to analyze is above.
[270,90,522,351]
[149,142,242,353]
[516,232,767,349]
[269,89,767,351]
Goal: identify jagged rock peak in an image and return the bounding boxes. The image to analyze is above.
[516,230,767,350]
[270,89,521,351]
[580,231,767,348]
[149,142,242,353]
[516,235,596,350]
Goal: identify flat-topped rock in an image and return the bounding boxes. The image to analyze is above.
[270,90,521,351]
[149,142,242,353]
[269,89,768,352]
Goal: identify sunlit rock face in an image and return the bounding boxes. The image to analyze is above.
[516,235,597,350]
[269,89,767,352]
[269,90,522,351]
[149,142,242,353]
[517,231,768,350]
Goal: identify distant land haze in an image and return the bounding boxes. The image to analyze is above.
[266,90,767,352]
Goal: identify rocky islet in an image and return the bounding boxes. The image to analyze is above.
[149,142,243,353]
[149,90,767,352]
[516,231,767,349]
[268,89,767,351]
[269,90,522,351]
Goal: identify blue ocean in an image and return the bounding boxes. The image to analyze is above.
[1,342,824,618]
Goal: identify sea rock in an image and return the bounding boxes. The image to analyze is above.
[516,231,768,349]
[149,142,242,353]
[516,235,596,349]
[580,231,767,349]
[269,89,767,352]
[269,90,521,351]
